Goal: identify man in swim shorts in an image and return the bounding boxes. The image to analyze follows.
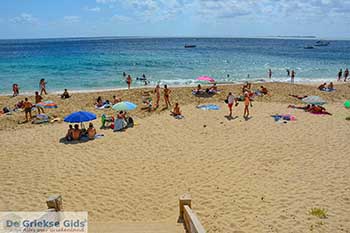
[23,98,33,122]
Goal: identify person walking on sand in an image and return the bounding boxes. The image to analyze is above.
[344,68,349,82]
[243,92,251,119]
[126,75,132,90]
[337,69,343,82]
[226,92,236,118]
[154,84,160,108]
[23,97,33,122]
[39,79,47,95]
[35,91,44,114]
[291,70,295,84]
[268,69,272,79]
[163,84,171,108]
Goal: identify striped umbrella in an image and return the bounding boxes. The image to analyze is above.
[36,101,58,109]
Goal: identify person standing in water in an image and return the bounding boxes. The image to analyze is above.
[337,69,343,81]
[344,68,349,82]
[268,69,272,79]
[39,79,47,95]
[291,70,295,84]
[154,84,160,108]
[286,69,290,77]
[163,85,171,108]
[126,75,132,90]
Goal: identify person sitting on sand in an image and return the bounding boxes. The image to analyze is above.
[327,82,334,90]
[194,84,202,94]
[87,123,96,140]
[260,86,268,95]
[14,100,24,111]
[72,124,82,140]
[289,94,308,100]
[66,125,73,141]
[318,83,327,90]
[171,103,182,116]
[307,104,332,115]
[112,95,121,104]
[210,83,218,92]
[23,98,33,122]
[61,89,71,99]
[96,96,103,107]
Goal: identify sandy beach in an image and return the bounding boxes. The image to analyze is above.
[1,82,350,232]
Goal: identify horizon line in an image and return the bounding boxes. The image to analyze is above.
[1,35,350,41]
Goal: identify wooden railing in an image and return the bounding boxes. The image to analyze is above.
[179,194,206,233]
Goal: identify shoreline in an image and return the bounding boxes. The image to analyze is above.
[0,78,345,97]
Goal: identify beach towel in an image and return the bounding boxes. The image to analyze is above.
[95,103,112,110]
[94,134,104,139]
[271,114,296,122]
[197,104,220,110]
[174,115,184,119]
[321,88,336,92]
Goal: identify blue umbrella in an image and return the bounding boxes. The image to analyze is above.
[64,111,96,123]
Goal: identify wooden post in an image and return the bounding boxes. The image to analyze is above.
[179,193,192,220]
[46,195,63,211]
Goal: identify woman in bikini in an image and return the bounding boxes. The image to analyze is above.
[163,85,171,108]
[243,92,250,119]
[39,79,47,95]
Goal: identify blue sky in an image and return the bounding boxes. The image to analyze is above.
[1,0,350,39]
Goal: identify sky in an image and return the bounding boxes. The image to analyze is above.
[1,0,350,39]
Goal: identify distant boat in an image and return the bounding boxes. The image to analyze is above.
[314,41,330,47]
[184,45,196,48]
[304,46,315,49]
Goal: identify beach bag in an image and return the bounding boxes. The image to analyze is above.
[127,117,134,128]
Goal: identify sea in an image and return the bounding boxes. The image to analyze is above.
[0,37,349,95]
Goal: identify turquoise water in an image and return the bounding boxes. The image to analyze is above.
[0,37,349,94]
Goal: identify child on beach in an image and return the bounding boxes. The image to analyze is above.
[163,85,171,108]
[226,92,236,118]
[39,79,47,95]
[23,98,33,122]
[171,103,182,116]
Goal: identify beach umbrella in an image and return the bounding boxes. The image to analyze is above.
[302,96,326,105]
[36,100,58,109]
[344,100,350,109]
[196,76,215,83]
[64,111,96,123]
[112,101,137,111]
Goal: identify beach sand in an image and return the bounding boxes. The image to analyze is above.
[0,83,350,232]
